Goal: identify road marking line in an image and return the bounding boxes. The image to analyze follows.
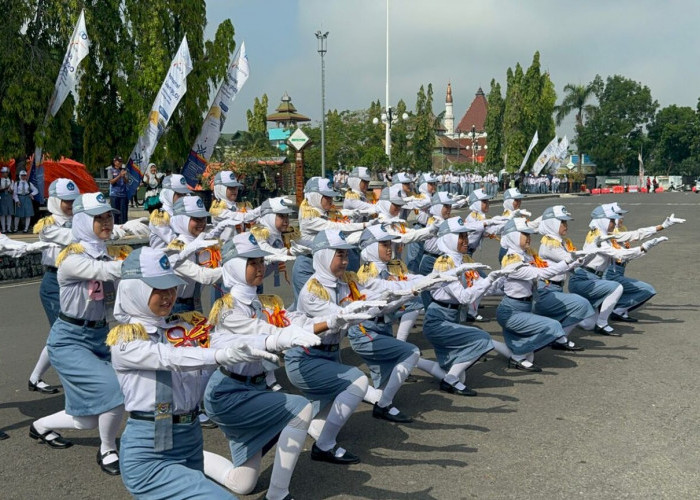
[0,280,41,289]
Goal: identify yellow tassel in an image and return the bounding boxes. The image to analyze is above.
[357,262,378,285]
[107,244,133,261]
[149,209,170,227]
[32,215,55,234]
[564,238,577,252]
[502,210,512,217]
[167,239,186,251]
[387,259,408,278]
[209,294,235,326]
[55,243,85,267]
[106,323,149,346]
[250,225,270,242]
[540,235,561,248]
[299,199,321,219]
[341,271,360,285]
[501,253,524,268]
[237,201,253,211]
[344,191,360,200]
[470,211,485,221]
[433,255,455,272]
[281,226,301,248]
[585,228,600,245]
[174,311,208,325]
[306,278,330,301]
[463,254,475,264]
[258,294,285,311]
[365,191,376,203]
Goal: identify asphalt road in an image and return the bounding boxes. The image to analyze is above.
[1,192,699,499]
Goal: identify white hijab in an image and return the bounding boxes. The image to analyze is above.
[360,242,388,275]
[312,248,339,288]
[259,213,281,241]
[47,197,71,226]
[589,217,610,235]
[170,214,194,243]
[503,198,516,212]
[418,183,430,196]
[437,233,463,266]
[469,199,484,214]
[539,218,563,242]
[71,211,108,259]
[214,184,234,208]
[222,258,257,306]
[429,203,445,219]
[113,279,164,332]
[347,177,363,194]
[501,231,527,258]
[305,192,325,212]
[159,189,175,215]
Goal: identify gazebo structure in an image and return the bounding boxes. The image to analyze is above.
[266,92,311,129]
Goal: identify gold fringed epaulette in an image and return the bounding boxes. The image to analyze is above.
[541,235,561,248]
[433,255,456,272]
[167,239,186,251]
[463,254,475,264]
[299,199,322,219]
[107,244,133,261]
[209,294,235,326]
[365,191,376,203]
[55,243,85,266]
[306,278,330,301]
[250,225,270,243]
[341,271,360,285]
[357,262,378,285]
[387,259,408,278]
[149,209,170,227]
[344,191,360,200]
[258,294,285,311]
[173,311,208,326]
[502,210,512,217]
[563,238,577,252]
[208,199,226,217]
[281,226,301,248]
[33,215,56,234]
[585,228,600,245]
[237,201,253,211]
[106,323,149,347]
[470,211,485,221]
[414,193,427,200]
[501,253,524,268]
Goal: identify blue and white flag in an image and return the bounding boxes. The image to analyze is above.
[517,130,538,173]
[532,136,559,176]
[182,42,250,188]
[126,36,193,198]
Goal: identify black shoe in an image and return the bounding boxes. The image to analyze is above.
[199,416,218,429]
[439,379,477,396]
[265,495,293,500]
[595,325,622,337]
[372,403,413,423]
[311,443,360,465]
[507,358,542,373]
[610,312,638,323]
[97,449,121,475]
[404,375,419,383]
[28,379,60,394]
[29,424,73,449]
[551,341,585,352]
[0,430,8,440]
[466,314,488,323]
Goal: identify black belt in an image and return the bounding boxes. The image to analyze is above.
[219,366,266,385]
[176,297,195,306]
[58,312,107,329]
[44,266,58,273]
[433,300,460,310]
[583,266,604,277]
[506,295,532,302]
[311,343,340,352]
[545,280,565,287]
[129,409,199,425]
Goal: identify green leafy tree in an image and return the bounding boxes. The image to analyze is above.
[391,99,411,170]
[647,105,698,175]
[412,84,434,171]
[502,64,526,171]
[483,79,504,169]
[246,94,269,136]
[554,82,597,172]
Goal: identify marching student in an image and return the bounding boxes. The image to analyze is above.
[108,246,276,499]
[0,166,14,233]
[209,171,260,238]
[12,170,38,233]
[464,188,509,257]
[342,166,379,271]
[149,173,191,249]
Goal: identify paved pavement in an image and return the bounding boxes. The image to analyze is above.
[1,192,699,499]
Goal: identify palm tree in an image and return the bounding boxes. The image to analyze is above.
[554,83,597,182]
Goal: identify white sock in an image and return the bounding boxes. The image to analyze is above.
[307,405,330,441]
[204,450,261,495]
[14,218,18,231]
[491,340,512,359]
[24,217,30,231]
[265,370,281,391]
[416,357,446,380]
[378,351,418,408]
[612,307,629,316]
[315,377,368,452]
[29,347,52,384]
[363,385,382,405]
[396,310,420,342]
[98,406,124,464]
[34,410,98,441]
[579,315,596,330]
[556,336,569,344]
[563,324,576,335]
[598,285,623,326]
[267,404,312,500]
[443,359,476,387]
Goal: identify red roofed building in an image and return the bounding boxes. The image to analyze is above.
[435,84,488,169]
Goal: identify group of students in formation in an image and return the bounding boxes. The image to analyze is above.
[0,166,40,233]
[0,167,685,500]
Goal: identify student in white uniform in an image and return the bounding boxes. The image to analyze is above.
[209,171,261,238]
[108,246,277,499]
[465,189,509,257]
[12,170,38,232]
[149,174,191,249]
[0,166,14,232]
[30,193,125,475]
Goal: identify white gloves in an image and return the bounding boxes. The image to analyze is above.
[428,223,440,235]
[488,263,527,282]
[264,254,296,265]
[121,218,150,238]
[215,342,279,365]
[206,219,239,239]
[527,216,542,230]
[440,263,490,278]
[326,311,372,331]
[594,234,616,247]
[266,325,320,351]
[512,209,532,218]
[342,300,388,315]
[641,236,668,252]
[452,194,467,203]
[412,274,458,293]
[110,225,127,239]
[289,241,312,256]
[402,196,418,203]
[169,234,218,266]
[377,289,415,302]
[568,252,597,269]
[661,213,685,229]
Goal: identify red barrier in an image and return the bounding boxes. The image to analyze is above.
[612,186,624,194]
[628,186,639,192]
[640,187,648,193]
[591,188,601,195]
[601,188,611,194]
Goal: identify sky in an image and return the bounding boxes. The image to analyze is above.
[204,0,700,140]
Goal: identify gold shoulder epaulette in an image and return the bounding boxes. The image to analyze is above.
[341,271,360,285]
[209,294,235,326]
[149,209,170,227]
[174,311,207,326]
[470,211,485,221]
[299,199,322,219]
[433,255,455,272]
[427,216,436,226]
[585,228,600,245]
[237,201,253,211]
[106,323,149,347]
[250,225,270,242]
[357,262,378,285]
[414,193,427,200]
[463,254,475,263]
[258,294,285,311]
[33,215,56,234]
[387,259,408,277]
[167,239,186,251]
[307,278,330,301]
[208,199,225,217]
[540,235,561,248]
[55,242,85,266]
[107,244,133,261]
[502,210,512,217]
[365,191,376,203]
[501,253,524,268]
[563,238,577,251]
[345,191,360,200]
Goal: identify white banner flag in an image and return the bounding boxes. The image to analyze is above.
[532,136,559,176]
[548,135,569,173]
[49,10,90,117]
[126,36,193,197]
[517,130,539,173]
[181,42,250,186]
[638,151,644,186]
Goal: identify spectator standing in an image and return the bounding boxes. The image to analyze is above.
[107,156,129,224]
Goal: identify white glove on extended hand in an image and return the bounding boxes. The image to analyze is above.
[569,252,597,269]
[326,311,372,331]
[266,325,320,351]
[452,194,467,203]
[641,236,668,252]
[365,218,382,227]
[289,241,312,256]
[25,241,55,253]
[662,213,685,229]
[264,254,296,264]
[512,209,532,218]
[377,289,415,302]
[527,216,542,230]
[565,250,593,263]
[489,215,511,225]
[594,234,616,247]
[441,262,490,277]
[206,218,239,239]
[428,223,440,235]
[215,342,279,365]
[402,196,417,203]
[111,225,127,239]
[121,218,150,238]
[177,234,219,262]
[488,263,527,282]
[412,275,458,293]
[342,300,388,315]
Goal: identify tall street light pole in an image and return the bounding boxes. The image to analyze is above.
[315,30,329,179]
[385,0,391,161]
